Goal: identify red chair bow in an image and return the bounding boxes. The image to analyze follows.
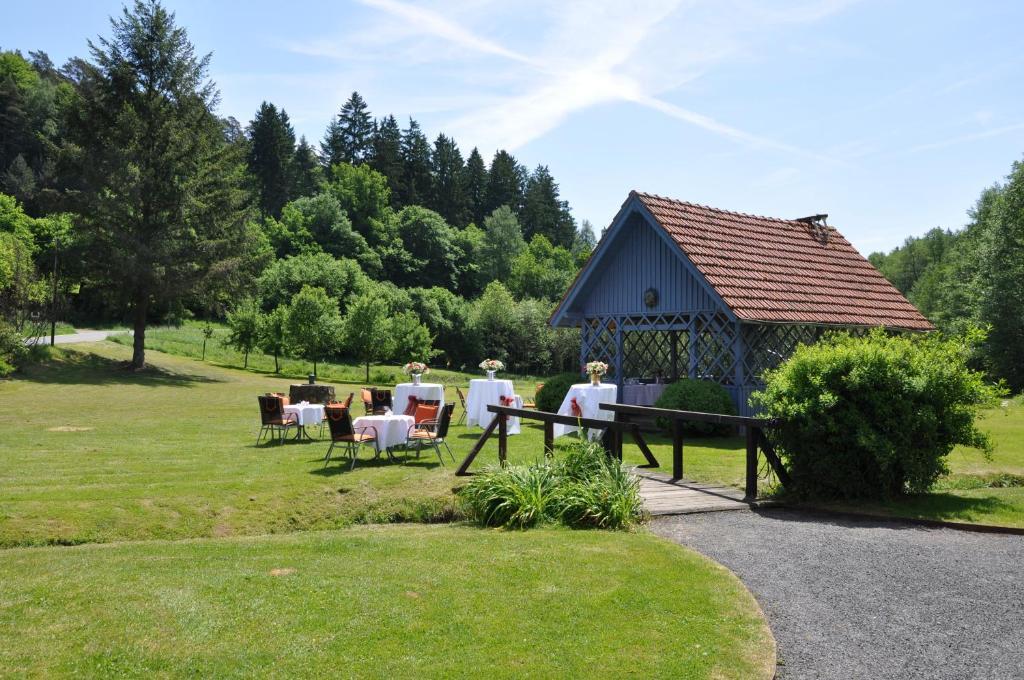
[570,397,582,418]
[500,395,515,421]
[404,395,419,416]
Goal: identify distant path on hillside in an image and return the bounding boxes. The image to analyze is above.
[653,509,1024,679]
[27,330,128,346]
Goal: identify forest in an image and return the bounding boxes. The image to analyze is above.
[868,156,1024,391]
[0,1,593,377]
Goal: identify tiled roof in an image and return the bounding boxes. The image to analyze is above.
[634,191,934,331]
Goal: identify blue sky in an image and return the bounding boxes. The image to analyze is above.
[4,1,1023,253]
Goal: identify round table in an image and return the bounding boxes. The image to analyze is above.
[352,413,416,453]
[622,383,666,406]
[465,378,515,428]
[393,382,445,414]
[553,383,618,440]
[283,402,325,441]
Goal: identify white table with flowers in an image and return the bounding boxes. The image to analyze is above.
[394,382,445,412]
[352,413,416,455]
[465,359,520,431]
[553,363,616,440]
[283,401,326,441]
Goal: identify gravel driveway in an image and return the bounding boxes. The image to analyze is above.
[652,509,1024,680]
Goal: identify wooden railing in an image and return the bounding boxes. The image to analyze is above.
[456,402,791,501]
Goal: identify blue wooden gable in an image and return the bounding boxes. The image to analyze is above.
[551,194,734,326]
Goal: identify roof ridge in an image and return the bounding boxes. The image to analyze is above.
[633,190,814,226]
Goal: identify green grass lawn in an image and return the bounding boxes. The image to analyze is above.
[0,524,774,678]
[0,341,747,548]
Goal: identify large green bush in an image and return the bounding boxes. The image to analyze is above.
[653,379,736,435]
[459,440,644,530]
[0,320,28,376]
[535,372,582,413]
[752,329,999,500]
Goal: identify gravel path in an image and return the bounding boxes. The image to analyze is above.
[652,509,1024,680]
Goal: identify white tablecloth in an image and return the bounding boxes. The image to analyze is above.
[353,414,416,451]
[394,382,445,414]
[553,383,618,440]
[465,378,515,428]
[622,383,666,406]
[283,403,325,426]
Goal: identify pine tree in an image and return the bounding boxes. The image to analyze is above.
[291,135,322,198]
[485,149,525,216]
[521,164,576,247]
[369,114,403,205]
[325,91,374,165]
[400,117,432,207]
[71,0,252,369]
[321,116,343,168]
[463,147,488,226]
[246,101,296,218]
[430,133,468,226]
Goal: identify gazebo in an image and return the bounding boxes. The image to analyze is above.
[550,191,933,415]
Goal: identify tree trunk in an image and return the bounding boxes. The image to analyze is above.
[131,294,147,370]
[313,360,317,377]
[365,360,370,383]
[274,352,279,373]
[244,351,248,369]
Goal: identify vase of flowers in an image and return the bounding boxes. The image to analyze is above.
[479,359,504,380]
[586,361,608,386]
[403,361,429,385]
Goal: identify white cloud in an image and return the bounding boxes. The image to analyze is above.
[909,121,1024,154]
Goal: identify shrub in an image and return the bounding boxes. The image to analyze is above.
[459,463,559,529]
[0,320,28,377]
[535,372,582,413]
[653,379,736,435]
[751,329,1000,500]
[459,440,644,530]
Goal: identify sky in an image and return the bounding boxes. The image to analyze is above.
[4,0,1023,253]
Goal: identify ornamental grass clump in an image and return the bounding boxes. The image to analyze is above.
[752,328,1001,500]
[459,440,645,530]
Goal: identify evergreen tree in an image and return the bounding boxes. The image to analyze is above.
[463,147,488,225]
[323,91,373,167]
[70,0,252,369]
[291,135,322,198]
[479,205,525,283]
[369,114,403,205]
[400,117,433,206]
[321,116,343,168]
[430,133,468,226]
[521,164,576,247]
[485,149,524,216]
[246,101,296,218]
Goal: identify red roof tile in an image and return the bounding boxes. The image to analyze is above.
[633,191,934,331]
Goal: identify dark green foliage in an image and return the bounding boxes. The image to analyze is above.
[392,206,460,289]
[69,0,253,369]
[290,136,322,198]
[322,91,373,167]
[485,150,524,216]
[284,285,342,376]
[246,101,295,218]
[462,147,488,226]
[479,206,525,283]
[369,114,403,205]
[459,439,643,530]
[508,234,576,301]
[324,162,392,244]
[535,373,581,413]
[521,165,576,247]
[430,134,468,226]
[654,379,736,436]
[0,318,28,375]
[223,298,261,368]
[399,118,432,207]
[752,329,999,500]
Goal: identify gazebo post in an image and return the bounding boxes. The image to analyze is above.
[669,330,679,380]
[688,319,698,379]
[613,317,624,396]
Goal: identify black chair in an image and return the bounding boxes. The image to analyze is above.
[257,395,297,445]
[370,388,393,414]
[406,403,455,464]
[323,405,380,469]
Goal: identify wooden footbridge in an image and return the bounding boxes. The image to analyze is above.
[456,402,790,515]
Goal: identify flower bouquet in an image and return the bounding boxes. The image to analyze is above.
[479,359,505,380]
[403,361,430,385]
[585,361,609,386]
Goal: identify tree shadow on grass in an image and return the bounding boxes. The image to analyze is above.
[16,349,223,387]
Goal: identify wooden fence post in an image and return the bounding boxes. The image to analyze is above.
[497,415,508,466]
[745,426,758,501]
[671,420,684,480]
[543,420,554,458]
